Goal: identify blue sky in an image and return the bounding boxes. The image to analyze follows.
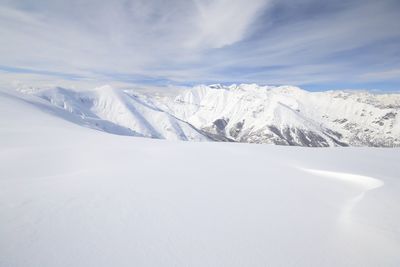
[0,0,399,91]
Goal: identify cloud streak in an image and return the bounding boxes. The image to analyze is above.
[0,0,399,90]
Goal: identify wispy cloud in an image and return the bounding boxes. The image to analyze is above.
[0,0,399,90]
[361,69,400,81]
[187,0,268,48]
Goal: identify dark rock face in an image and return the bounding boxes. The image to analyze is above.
[382,112,397,120]
[267,126,330,147]
[213,118,229,134]
[229,121,244,138]
[201,121,349,147]
[198,112,381,146]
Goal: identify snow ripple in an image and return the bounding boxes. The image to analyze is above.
[300,168,384,223]
[301,169,383,190]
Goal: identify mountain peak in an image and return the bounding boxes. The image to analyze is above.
[12,84,400,147]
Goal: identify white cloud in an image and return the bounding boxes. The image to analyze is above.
[0,0,399,89]
[0,1,268,73]
[187,0,268,48]
[361,69,400,81]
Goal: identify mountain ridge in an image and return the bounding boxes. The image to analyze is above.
[11,83,400,147]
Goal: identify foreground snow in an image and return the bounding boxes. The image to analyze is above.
[0,89,400,266]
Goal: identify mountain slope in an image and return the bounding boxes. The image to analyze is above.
[13,83,400,147]
[17,85,209,141]
[152,84,400,147]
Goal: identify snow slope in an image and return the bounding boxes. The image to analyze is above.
[1,88,400,266]
[17,85,209,141]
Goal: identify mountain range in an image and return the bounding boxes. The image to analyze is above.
[15,84,400,147]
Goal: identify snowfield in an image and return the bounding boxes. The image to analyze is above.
[1,88,400,266]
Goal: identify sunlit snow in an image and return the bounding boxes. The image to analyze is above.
[0,88,399,266]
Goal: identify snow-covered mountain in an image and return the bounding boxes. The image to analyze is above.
[15,83,400,147]
[17,85,209,141]
[1,84,400,267]
[155,84,400,147]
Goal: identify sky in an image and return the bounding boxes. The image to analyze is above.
[0,0,399,91]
